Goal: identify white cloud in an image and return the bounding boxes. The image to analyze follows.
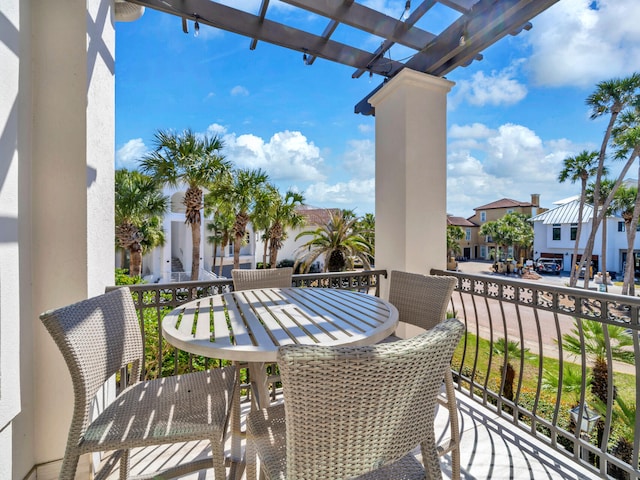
[304,178,375,212]
[446,122,590,218]
[342,139,375,179]
[230,85,249,96]
[211,126,327,182]
[116,138,148,169]
[528,0,640,87]
[450,62,528,108]
[358,123,373,134]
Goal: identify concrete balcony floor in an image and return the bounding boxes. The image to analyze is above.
[103,393,599,480]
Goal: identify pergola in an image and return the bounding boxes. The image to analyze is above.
[127,0,559,115]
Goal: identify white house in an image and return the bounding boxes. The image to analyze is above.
[531,198,640,276]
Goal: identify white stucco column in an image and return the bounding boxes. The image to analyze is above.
[369,69,453,294]
[29,0,115,475]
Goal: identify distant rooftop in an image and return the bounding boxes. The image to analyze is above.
[474,198,535,211]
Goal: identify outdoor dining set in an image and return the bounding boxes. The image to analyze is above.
[39,268,464,480]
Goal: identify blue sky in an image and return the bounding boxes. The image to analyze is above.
[115,0,640,219]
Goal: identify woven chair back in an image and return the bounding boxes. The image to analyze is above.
[232,267,293,291]
[277,318,465,479]
[39,288,143,428]
[389,270,456,330]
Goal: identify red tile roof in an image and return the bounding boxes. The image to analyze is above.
[474,198,533,211]
[295,206,341,226]
[447,216,477,227]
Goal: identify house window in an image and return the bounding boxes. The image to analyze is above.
[507,209,514,214]
[570,224,578,241]
[486,235,493,243]
[618,222,625,232]
[552,224,561,241]
[465,228,471,241]
[480,211,486,222]
[480,245,487,258]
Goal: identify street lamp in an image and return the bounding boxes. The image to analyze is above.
[570,405,601,434]
[570,404,601,462]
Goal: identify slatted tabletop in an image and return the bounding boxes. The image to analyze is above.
[162,287,399,363]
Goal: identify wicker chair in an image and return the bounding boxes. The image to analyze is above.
[231,267,294,291]
[39,287,236,480]
[245,318,465,480]
[387,270,461,479]
[231,267,293,404]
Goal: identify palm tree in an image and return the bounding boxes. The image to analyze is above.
[266,190,305,268]
[580,74,640,288]
[251,184,280,268]
[611,183,640,295]
[491,338,529,403]
[206,210,235,276]
[140,129,229,281]
[562,319,634,405]
[206,168,269,269]
[608,396,635,479]
[562,319,634,455]
[558,150,599,287]
[479,212,533,262]
[115,169,168,277]
[447,225,464,259]
[295,210,372,272]
[585,179,616,291]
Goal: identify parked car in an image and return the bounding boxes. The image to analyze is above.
[535,258,562,275]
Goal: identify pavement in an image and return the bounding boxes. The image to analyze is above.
[454,259,625,294]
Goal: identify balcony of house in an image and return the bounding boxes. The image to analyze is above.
[91,269,638,479]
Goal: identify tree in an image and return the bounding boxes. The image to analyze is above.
[585,178,616,292]
[205,210,235,276]
[356,213,376,265]
[206,168,269,269]
[558,150,599,287]
[115,169,168,277]
[611,183,640,296]
[266,190,305,268]
[492,338,530,404]
[294,210,372,272]
[479,212,533,261]
[562,319,634,453]
[141,129,229,281]
[447,225,464,259]
[579,74,640,289]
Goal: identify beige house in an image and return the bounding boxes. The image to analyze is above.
[447,215,479,260]
[454,194,546,261]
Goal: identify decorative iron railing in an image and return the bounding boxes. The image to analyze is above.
[105,269,385,381]
[431,268,639,480]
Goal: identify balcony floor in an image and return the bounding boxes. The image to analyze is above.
[103,393,599,479]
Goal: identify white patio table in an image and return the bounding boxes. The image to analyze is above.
[162,286,399,411]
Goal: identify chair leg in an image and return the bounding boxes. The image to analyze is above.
[444,370,460,480]
[59,452,80,480]
[119,450,130,480]
[245,433,257,480]
[420,431,442,480]
[210,439,228,479]
[230,361,243,461]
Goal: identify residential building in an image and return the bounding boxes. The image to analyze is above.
[531,198,640,276]
[447,215,479,260]
[469,194,545,260]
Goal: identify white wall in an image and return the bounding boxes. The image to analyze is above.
[0,1,24,477]
[1,1,116,478]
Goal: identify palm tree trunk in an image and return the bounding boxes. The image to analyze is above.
[233,234,241,269]
[191,221,200,281]
[129,244,143,277]
[263,237,269,268]
[569,185,587,287]
[599,216,607,292]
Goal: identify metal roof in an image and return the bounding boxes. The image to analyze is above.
[530,199,593,225]
[127,0,560,115]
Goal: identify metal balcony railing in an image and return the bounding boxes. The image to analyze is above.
[431,268,639,480]
[107,268,639,479]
